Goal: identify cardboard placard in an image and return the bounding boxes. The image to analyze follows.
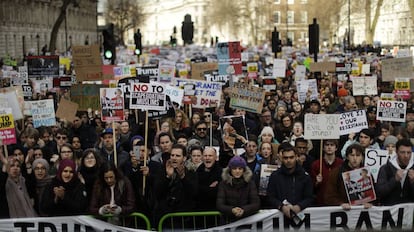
[229,82,265,114]
[56,98,79,122]
[191,62,218,80]
[72,45,103,82]
[381,57,413,82]
[310,62,336,73]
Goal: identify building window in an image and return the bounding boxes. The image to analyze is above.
[274,0,281,4]
[287,31,294,41]
[273,11,281,24]
[300,31,307,40]
[287,11,294,24]
[287,0,294,4]
[301,11,307,24]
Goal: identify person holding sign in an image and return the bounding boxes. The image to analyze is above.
[325,144,373,210]
[376,139,414,205]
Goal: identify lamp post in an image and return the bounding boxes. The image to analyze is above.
[348,0,351,50]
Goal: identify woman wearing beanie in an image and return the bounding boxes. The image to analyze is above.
[216,156,260,223]
[41,159,87,216]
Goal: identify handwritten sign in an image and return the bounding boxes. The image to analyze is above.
[351,76,378,96]
[165,85,184,107]
[56,98,79,122]
[272,59,286,78]
[304,114,340,139]
[31,99,56,128]
[230,83,265,114]
[72,45,103,81]
[381,57,413,82]
[364,149,391,182]
[173,78,223,108]
[376,100,406,122]
[339,110,368,135]
[296,79,318,103]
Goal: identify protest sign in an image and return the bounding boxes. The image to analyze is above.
[204,70,229,83]
[31,78,54,95]
[262,77,277,92]
[27,56,59,77]
[219,115,248,149]
[173,78,223,108]
[0,108,16,145]
[336,62,352,74]
[381,57,413,82]
[191,62,218,80]
[130,82,166,111]
[310,62,336,73]
[304,114,340,140]
[296,79,318,103]
[165,85,184,107]
[229,82,265,114]
[295,65,306,81]
[394,78,411,99]
[259,164,278,195]
[72,45,102,81]
[376,100,406,123]
[247,62,258,79]
[12,66,28,85]
[117,77,142,109]
[136,65,158,82]
[351,76,378,96]
[217,41,242,76]
[113,65,133,80]
[21,84,33,100]
[56,98,79,122]
[158,60,176,83]
[339,110,368,135]
[272,59,286,78]
[31,99,56,128]
[342,168,376,205]
[364,149,391,182]
[70,84,103,111]
[100,88,125,122]
[0,87,23,120]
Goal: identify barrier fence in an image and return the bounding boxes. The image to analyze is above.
[0,204,413,231]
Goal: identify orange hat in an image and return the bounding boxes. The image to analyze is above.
[337,88,348,97]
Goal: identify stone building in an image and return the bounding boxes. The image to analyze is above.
[0,0,98,60]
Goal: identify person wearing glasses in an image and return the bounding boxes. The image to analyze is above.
[25,158,52,216]
[189,121,219,148]
[78,149,102,203]
[50,143,76,176]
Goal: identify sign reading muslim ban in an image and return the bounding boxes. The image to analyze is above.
[129,82,166,111]
[230,82,265,114]
[304,114,340,140]
[376,100,407,123]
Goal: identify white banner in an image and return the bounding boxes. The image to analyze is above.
[364,149,391,182]
[0,215,147,232]
[339,110,368,135]
[197,204,414,231]
[376,100,407,123]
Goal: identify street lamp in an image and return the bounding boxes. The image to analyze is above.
[348,0,351,50]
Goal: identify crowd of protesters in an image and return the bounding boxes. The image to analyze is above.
[1,47,414,229]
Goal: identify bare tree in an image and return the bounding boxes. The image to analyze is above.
[409,0,414,25]
[364,0,384,44]
[49,0,78,53]
[105,0,146,45]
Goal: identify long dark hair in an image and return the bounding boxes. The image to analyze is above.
[93,163,125,196]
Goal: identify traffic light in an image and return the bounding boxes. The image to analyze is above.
[181,14,194,45]
[271,27,281,57]
[134,29,142,56]
[102,24,116,64]
[308,18,319,56]
[170,36,177,47]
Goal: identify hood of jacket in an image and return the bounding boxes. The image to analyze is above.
[221,166,253,186]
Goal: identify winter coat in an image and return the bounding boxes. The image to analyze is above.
[41,177,88,216]
[196,162,222,211]
[89,177,136,215]
[376,159,414,205]
[216,167,260,222]
[267,163,314,210]
[324,160,356,206]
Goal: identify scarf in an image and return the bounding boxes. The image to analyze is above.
[390,155,414,188]
[6,176,38,218]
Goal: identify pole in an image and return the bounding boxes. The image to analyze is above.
[112,121,117,167]
[319,140,323,175]
[65,8,68,52]
[142,110,148,196]
[348,0,351,50]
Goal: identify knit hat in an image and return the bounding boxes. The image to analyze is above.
[337,88,348,97]
[383,135,398,148]
[57,159,76,181]
[228,156,247,169]
[130,135,144,146]
[32,158,50,172]
[260,126,275,138]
